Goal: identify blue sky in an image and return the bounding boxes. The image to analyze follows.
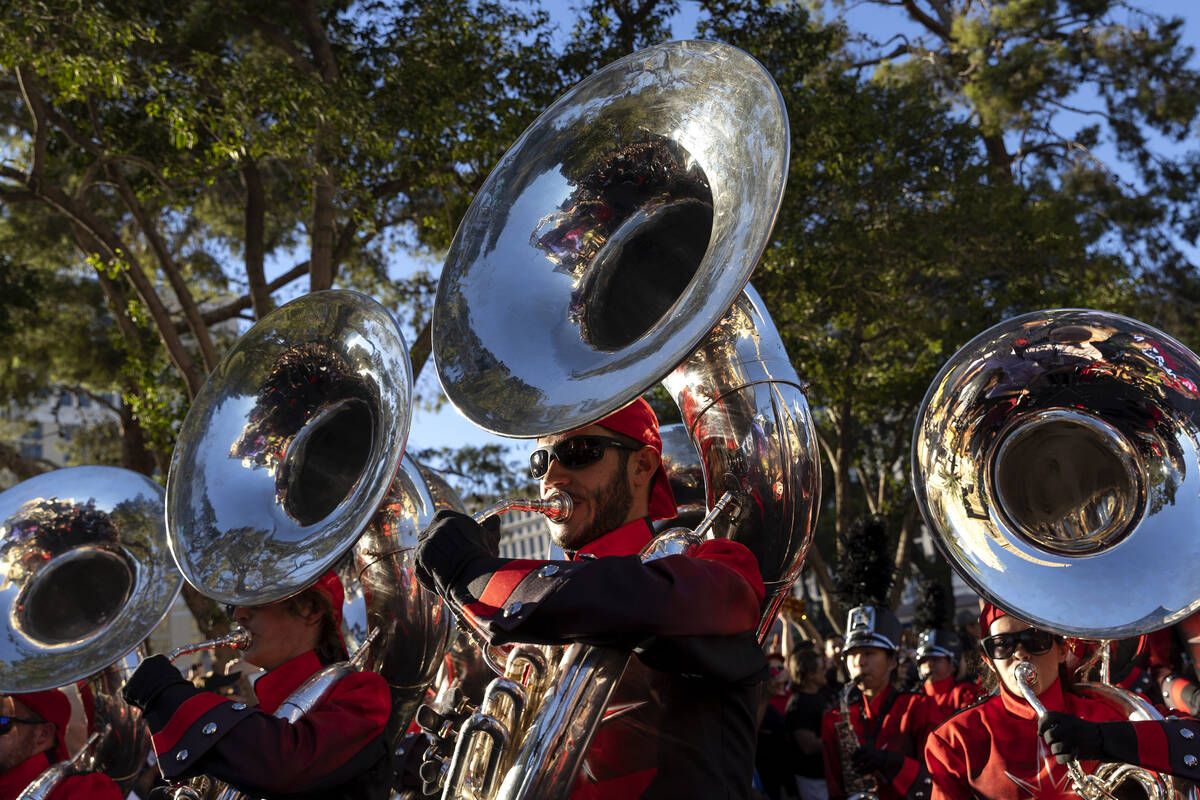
[403,0,1200,458]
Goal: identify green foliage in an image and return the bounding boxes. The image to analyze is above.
[412,443,536,507]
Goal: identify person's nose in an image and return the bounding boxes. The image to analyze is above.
[231,606,252,627]
[541,456,572,491]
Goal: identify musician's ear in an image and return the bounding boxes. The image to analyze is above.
[628,446,659,488]
[30,720,55,755]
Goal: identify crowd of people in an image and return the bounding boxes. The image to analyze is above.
[748,598,1200,800]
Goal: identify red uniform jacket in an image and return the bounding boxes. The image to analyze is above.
[444,517,767,800]
[927,676,1200,799]
[820,685,937,800]
[926,679,1131,800]
[0,752,121,800]
[924,676,984,724]
[143,650,391,799]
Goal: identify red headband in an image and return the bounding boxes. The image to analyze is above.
[979,602,1007,637]
[595,397,677,521]
[311,570,344,626]
[12,689,70,762]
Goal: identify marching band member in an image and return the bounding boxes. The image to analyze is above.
[925,603,1200,800]
[0,688,121,800]
[122,571,394,799]
[820,605,936,800]
[415,397,768,799]
[915,628,981,722]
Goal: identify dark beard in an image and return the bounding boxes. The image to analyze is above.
[552,456,634,552]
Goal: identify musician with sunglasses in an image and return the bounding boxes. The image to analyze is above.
[925,603,1200,800]
[0,688,121,800]
[415,397,768,800]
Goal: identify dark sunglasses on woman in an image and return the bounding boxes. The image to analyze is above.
[529,436,639,479]
[0,716,43,735]
[980,628,1058,660]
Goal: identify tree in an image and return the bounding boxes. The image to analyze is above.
[0,0,560,635]
[828,0,1200,336]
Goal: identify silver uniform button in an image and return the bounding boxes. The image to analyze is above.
[538,565,559,578]
[202,723,218,735]
[504,601,524,618]
[232,702,247,710]
[1185,754,1198,768]
[1182,728,1196,740]
[175,749,189,762]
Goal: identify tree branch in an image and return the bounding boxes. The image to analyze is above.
[173,262,309,332]
[109,164,220,370]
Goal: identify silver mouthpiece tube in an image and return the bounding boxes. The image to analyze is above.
[473,490,573,523]
[168,626,252,664]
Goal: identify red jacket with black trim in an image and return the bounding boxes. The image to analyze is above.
[141,650,392,800]
[926,679,1132,800]
[441,517,768,800]
[0,752,122,800]
[821,685,937,800]
[924,676,984,724]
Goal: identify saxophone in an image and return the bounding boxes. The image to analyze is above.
[837,681,880,800]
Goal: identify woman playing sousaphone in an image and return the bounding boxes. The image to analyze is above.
[122,571,394,799]
[925,603,1200,800]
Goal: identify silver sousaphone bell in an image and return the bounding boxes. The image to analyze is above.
[0,466,183,788]
[165,289,451,745]
[913,308,1200,638]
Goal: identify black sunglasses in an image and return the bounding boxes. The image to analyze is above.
[529,436,639,479]
[0,716,44,735]
[980,628,1058,660]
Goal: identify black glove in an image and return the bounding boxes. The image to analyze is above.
[1039,711,1105,762]
[122,654,190,711]
[1163,674,1200,717]
[415,510,501,598]
[850,747,905,781]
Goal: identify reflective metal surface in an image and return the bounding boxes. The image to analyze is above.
[167,290,412,605]
[662,285,820,637]
[434,40,790,436]
[658,423,705,514]
[337,453,452,742]
[912,309,1200,638]
[0,466,181,692]
[89,649,153,787]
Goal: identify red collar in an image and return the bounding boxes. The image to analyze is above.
[999,673,1065,719]
[570,518,653,559]
[862,684,894,719]
[254,651,323,715]
[924,674,955,697]
[0,752,49,800]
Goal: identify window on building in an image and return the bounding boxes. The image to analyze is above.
[19,442,42,460]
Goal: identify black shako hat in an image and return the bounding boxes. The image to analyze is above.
[844,604,901,653]
[915,628,961,662]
